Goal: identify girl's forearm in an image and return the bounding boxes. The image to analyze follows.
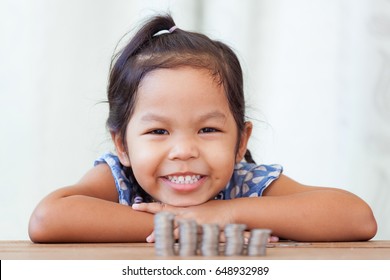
[29,195,154,243]
[230,190,377,242]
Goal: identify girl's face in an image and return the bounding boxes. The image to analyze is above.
[115,67,251,206]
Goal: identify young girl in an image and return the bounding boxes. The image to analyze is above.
[29,14,377,243]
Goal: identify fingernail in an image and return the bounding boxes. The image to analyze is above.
[270,236,279,242]
[146,235,153,243]
[132,204,140,209]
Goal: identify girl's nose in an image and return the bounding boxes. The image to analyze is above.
[168,137,200,161]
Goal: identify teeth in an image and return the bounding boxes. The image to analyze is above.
[167,175,201,184]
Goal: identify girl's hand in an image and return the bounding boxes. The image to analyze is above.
[131,200,279,243]
[132,199,234,242]
[132,199,234,223]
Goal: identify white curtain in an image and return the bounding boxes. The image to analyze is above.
[0,0,388,240]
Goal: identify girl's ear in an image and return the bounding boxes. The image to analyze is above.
[111,132,131,167]
[235,121,253,163]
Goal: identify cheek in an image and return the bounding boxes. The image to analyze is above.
[127,140,161,181]
[206,137,237,160]
[205,142,236,178]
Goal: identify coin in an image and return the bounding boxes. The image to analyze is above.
[178,219,198,256]
[200,223,220,256]
[154,211,175,256]
[247,229,271,256]
[224,223,246,256]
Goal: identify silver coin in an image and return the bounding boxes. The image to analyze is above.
[224,223,246,256]
[248,229,271,256]
[178,219,198,256]
[200,223,220,256]
[154,211,175,256]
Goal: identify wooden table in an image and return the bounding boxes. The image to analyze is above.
[1,240,390,259]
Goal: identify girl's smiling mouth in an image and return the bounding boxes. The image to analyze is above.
[166,174,201,184]
[161,174,206,192]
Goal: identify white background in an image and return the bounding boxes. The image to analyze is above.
[0,0,389,240]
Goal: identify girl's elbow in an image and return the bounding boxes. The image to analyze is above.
[28,220,44,243]
[360,215,377,241]
[28,207,53,243]
[355,205,377,241]
[28,219,42,243]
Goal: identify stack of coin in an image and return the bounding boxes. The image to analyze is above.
[178,219,198,256]
[224,223,246,256]
[154,211,175,256]
[200,223,220,256]
[247,229,271,256]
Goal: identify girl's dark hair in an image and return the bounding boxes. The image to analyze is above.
[107,14,255,164]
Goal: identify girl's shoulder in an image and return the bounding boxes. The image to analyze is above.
[234,162,283,177]
[94,152,133,205]
[94,152,127,183]
[219,162,283,200]
[95,152,121,168]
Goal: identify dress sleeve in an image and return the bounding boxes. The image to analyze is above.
[223,162,283,199]
[94,153,132,205]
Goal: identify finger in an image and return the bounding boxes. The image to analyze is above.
[173,226,180,241]
[132,202,167,214]
[219,231,226,243]
[268,235,279,243]
[243,231,251,244]
[146,231,155,243]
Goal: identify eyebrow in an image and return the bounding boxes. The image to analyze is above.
[140,111,227,123]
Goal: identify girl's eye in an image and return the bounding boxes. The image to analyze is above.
[149,129,169,135]
[199,127,219,133]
